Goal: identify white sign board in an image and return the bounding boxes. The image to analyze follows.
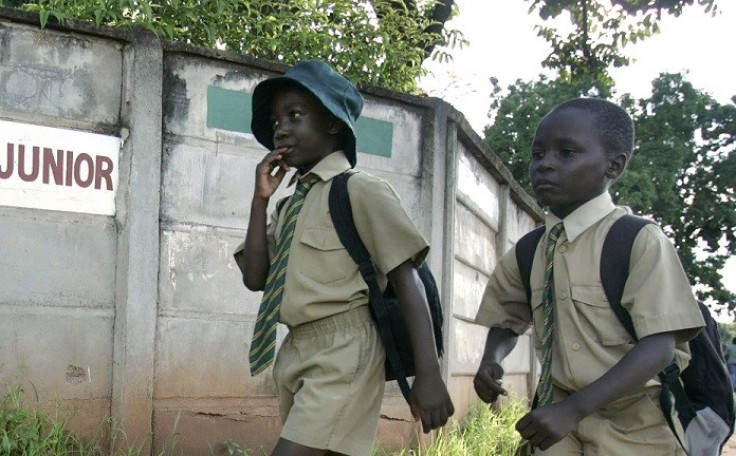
[0,120,121,216]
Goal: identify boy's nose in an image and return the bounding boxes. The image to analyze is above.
[534,154,554,170]
[274,123,289,139]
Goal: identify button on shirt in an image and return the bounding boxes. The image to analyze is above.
[235,151,429,327]
[475,192,705,394]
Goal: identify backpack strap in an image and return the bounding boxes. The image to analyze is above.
[600,214,653,339]
[328,170,413,403]
[515,225,545,303]
[601,214,691,453]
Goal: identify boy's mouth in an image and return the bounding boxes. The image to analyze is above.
[532,179,558,191]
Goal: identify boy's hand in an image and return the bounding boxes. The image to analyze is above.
[409,370,455,433]
[254,147,292,201]
[474,359,508,403]
[515,400,583,450]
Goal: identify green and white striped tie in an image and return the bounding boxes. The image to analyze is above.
[517,222,564,456]
[537,222,564,406]
[249,177,317,376]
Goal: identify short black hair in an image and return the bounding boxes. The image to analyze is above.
[551,98,635,158]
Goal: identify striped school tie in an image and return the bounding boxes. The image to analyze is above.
[517,222,565,456]
[249,177,317,376]
[537,222,564,406]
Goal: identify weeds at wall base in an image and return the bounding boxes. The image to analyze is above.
[372,395,528,456]
[1,383,528,456]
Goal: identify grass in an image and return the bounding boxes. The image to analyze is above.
[0,383,88,455]
[374,395,528,456]
[0,383,183,456]
[1,383,528,456]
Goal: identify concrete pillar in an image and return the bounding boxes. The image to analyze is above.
[111,29,163,454]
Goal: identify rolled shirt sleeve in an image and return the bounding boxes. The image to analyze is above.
[348,173,429,275]
[475,247,533,336]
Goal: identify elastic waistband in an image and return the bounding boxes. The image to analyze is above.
[289,306,373,340]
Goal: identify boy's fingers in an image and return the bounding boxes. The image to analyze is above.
[422,403,453,433]
[516,412,533,434]
[475,377,507,402]
[409,401,420,423]
[437,408,449,428]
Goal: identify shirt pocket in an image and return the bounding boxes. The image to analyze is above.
[571,285,631,346]
[298,227,349,285]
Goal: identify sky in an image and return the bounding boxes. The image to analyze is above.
[420,0,735,133]
[419,0,736,310]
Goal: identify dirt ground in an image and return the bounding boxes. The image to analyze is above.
[723,434,736,456]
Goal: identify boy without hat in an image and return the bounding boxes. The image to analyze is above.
[473,98,705,455]
[234,60,454,456]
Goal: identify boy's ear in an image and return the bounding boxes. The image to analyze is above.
[327,115,344,136]
[605,153,628,180]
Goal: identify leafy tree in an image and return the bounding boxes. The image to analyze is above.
[528,0,717,92]
[617,74,736,308]
[484,72,736,309]
[0,0,463,93]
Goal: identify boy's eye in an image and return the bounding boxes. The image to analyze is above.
[531,149,544,159]
[560,148,577,157]
[289,111,302,119]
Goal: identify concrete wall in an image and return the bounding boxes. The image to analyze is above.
[0,8,543,455]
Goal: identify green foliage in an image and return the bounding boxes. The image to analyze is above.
[3,0,464,93]
[528,0,717,88]
[484,72,736,309]
[222,439,266,456]
[616,74,736,306]
[374,396,529,456]
[0,382,188,455]
[0,385,87,455]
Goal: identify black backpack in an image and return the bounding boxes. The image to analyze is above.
[327,170,444,403]
[515,214,735,452]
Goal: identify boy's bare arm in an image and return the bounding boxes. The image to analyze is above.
[474,327,519,403]
[517,331,676,450]
[240,149,291,291]
[386,260,455,433]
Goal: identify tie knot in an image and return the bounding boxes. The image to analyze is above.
[296,175,319,195]
[549,222,564,240]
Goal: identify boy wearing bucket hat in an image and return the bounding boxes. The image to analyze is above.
[235,60,454,456]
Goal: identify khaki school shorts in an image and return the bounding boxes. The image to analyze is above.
[537,386,685,455]
[274,306,386,456]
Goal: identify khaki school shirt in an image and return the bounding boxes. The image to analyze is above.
[235,151,429,327]
[475,192,705,393]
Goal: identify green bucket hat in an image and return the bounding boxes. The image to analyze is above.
[251,60,364,167]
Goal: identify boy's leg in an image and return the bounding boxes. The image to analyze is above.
[271,438,348,456]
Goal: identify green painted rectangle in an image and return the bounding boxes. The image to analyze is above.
[355,117,393,158]
[207,86,252,134]
[206,85,393,157]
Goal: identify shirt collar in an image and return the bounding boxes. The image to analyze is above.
[544,192,616,242]
[287,151,352,187]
